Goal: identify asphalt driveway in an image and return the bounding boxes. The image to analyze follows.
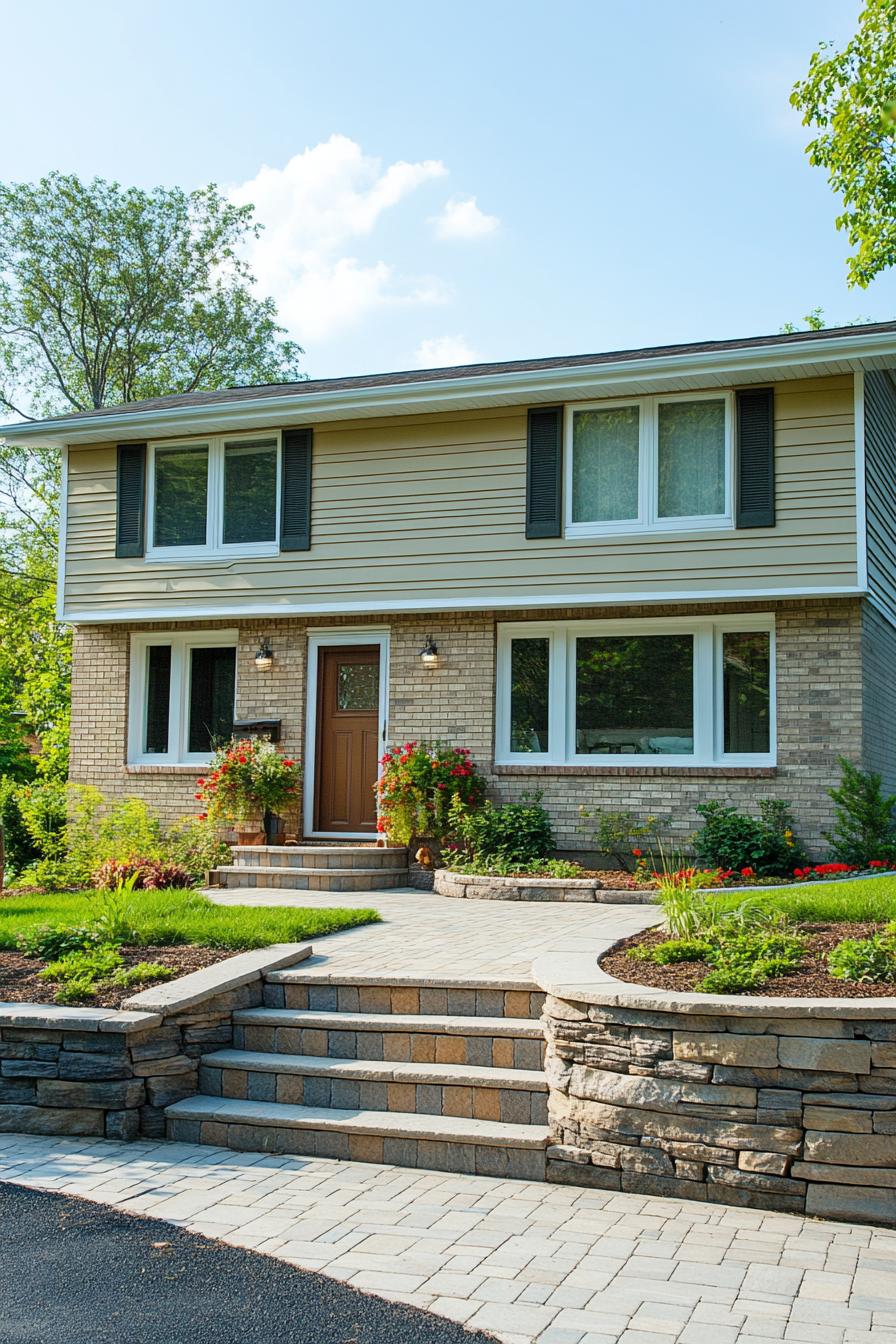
[0,1182,496,1344]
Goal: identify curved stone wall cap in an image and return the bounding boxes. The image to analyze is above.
[532,940,896,1020]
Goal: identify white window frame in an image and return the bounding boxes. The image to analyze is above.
[564,390,734,538]
[128,629,239,765]
[495,613,776,767]
[146,430,282,561]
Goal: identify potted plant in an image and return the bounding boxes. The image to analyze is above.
[376,742,486,852]
[196,739,301,845]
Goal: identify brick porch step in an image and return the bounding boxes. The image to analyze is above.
[210,865,409,892]
[198,1049,548,1125]
[263,970,545,1020]
[165,1094,548,1179]
[231,845,408,870]
[232,1007,546,1070]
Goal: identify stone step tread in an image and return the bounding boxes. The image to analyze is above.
[266,962,535,991]
[233,1007,545,1038]
[232,845,400,856]
[166,1095,549,1148]
[201,1049,547,1090]
[214,865,409,878]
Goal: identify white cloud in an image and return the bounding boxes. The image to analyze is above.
[413,335,477,368]
[229,135,449,342]
[432,196,500,240]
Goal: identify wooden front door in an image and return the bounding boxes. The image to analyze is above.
[314,645,381,833]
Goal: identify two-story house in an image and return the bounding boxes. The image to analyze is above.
[5,323,896,858]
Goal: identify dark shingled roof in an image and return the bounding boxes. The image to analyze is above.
[10,321,896,427]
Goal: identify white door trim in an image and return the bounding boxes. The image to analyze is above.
[303,628,390,841]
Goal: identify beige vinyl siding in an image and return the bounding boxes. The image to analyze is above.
[61,376,858,617]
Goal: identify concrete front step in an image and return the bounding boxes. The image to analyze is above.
[199,1049,548,1125]
[263,973,545,1020]
[233,1007,546,1070]
[165,1094,548,1179]
[210,865,409,892]
[232,844,408,870]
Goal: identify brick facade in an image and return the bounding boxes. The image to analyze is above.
[69,597,887,857]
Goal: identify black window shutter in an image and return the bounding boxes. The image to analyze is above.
[526,406,563,539]
[736,388,775,528]
[115,443,146,557]
[280,427,313,551]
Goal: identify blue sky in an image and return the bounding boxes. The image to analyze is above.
[4,0,893,379]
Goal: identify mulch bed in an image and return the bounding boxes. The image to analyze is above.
[602,922,896,998]
[0,945,234,1009]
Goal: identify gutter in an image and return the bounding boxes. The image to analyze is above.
[3,328,896,446]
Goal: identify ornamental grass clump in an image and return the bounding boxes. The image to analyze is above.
[195,738,301,826]
[376,742,486,846]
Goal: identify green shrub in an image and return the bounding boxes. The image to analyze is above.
[15,923,100,960]
[16,780,68,864]
[0,778,40,876]
[450,792,553,866]
[692,927,805,993]
[578,807,662,870]
[66,789,165,885]
[109,962,175,989]
[53,976,98,1005]
[165,815,231,883]
[40,944,123,985]
[827,927,896,982]
[630,938,713,965]
[446,854,582,878]
[93,857,192,891]
[695,965,766,994]
[824,758,896,865]
[693,800,806,876]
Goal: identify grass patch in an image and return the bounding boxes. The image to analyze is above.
[0,888,380,952]
[710,873,896,924]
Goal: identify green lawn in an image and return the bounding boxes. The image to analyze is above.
[713,873,896,923]
[0,888,380,951]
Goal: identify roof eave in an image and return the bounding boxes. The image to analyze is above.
[3,327,895,446]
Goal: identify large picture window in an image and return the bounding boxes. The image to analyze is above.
[496,616,774,766]
[147,432,280,559]
[129,631,237,764]
[566,393,731,536]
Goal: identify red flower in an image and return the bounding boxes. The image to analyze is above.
[196,777,206,785]
[741,866,755,878]
[198,813,207,821]
[283,759,295,767]
[631,848,643,858]
[194,792,202,800]
[869,859,884,868]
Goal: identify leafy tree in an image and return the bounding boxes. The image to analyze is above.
[792,0,896,287]
[824,757,896,863]
[0,173,303,417]
[0,173,304,779]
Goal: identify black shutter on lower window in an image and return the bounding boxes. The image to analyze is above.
[736,388,775,528]
[280,427,313,551]
[115,443,146,557]
[526,406,563,539]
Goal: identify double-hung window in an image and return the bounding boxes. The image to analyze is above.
[128,631,238,764]
[566,393,732,535]
[147,432,280,559]
[496,615,774,767]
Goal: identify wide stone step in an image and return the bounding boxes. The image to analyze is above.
[198,1049,548,1124]
[232,845,408,870]
[263,969,545,1020]
[232,1007,546,1070]
[165,1094,548,1179]
[210,865,408,892]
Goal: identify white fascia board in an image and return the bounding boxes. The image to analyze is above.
[60,583,867,626]
[6,328,896,447]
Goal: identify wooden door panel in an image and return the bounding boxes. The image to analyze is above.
[315,646,380,833]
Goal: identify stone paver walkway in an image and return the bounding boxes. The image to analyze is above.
[209,884,658,980]
[2,1133,896,1344]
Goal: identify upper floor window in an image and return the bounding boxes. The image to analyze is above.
[566,393,732,536]
[147,433,280,560]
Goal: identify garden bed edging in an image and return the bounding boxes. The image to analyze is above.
[533,940,896,1228]
[434,868,655,904]
[0,943,312,1143]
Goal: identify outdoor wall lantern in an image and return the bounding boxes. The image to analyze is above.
[254,637,274,671]
[419,637,439,667]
